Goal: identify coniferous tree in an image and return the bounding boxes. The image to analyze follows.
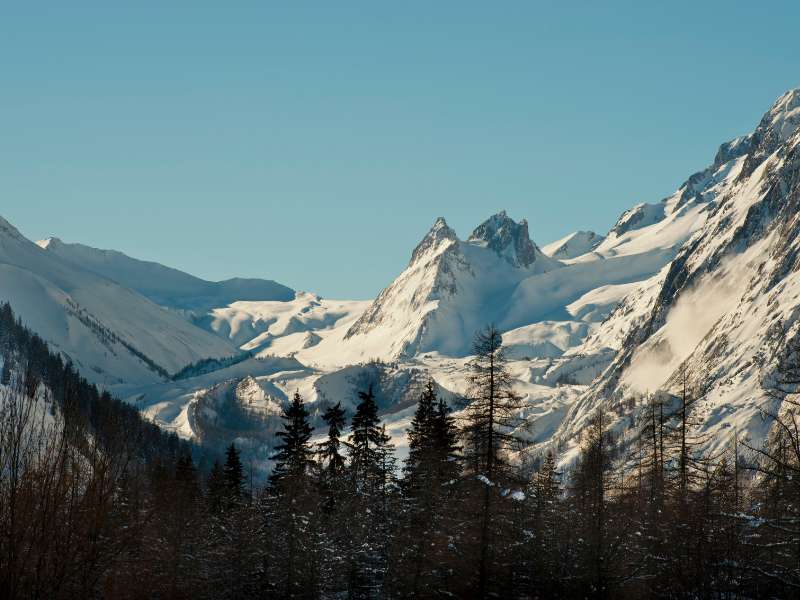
[271,391,315,486]
[267,391,319,598]
[318,401,347,509]
[345,385,391,598]
[529,450,562,592]
[570,408,618,599]
[223,444,244,504]
[316,401,349,593]
[461,325,526,597]
[207,460,226,514]
[389,381,462,597]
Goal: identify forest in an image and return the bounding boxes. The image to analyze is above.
[1,301,799,599]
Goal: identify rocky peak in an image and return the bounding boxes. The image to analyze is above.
[409,217,458,265]
[739,87,800,179]
[467,210,540,268]
[762,87,800,142]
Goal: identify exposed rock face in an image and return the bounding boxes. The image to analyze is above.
[467,210,543,268]
[409,217,459,265]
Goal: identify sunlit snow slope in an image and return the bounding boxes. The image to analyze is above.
[0,218,237,385]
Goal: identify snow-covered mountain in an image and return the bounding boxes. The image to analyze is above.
[341,213,560,358]
[339,199,691,365]
[37,237,294,312]
[6,87,800,469]
[549,87,800,461]
[0,218,239,385]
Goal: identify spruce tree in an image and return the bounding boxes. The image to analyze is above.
[390,382,461,597]
[316,401,349,592]
[404,381,437,484]
[348,384,382,492]
[207,460,226,514]
[271,391,314,487]
[318,401,347,489]
[267,391,319,598]
[432,396,461,483]
[223,444,244,503]
[346,384,391,597]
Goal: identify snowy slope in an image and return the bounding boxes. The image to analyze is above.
[37,237,294,312]
[0,217,236,385]
[336,202,688,366]
[338,213,564,360]
[199,291,370,356]
[542,230,604,259]
[552,87,800,462]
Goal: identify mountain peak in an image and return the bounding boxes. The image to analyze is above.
[409,217,458,265]
[468,211,539,268]
[765,87,800,136]
[739,87,800,177]
[36,237,62,250]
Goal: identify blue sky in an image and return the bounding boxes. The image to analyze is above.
[1,2,797,298]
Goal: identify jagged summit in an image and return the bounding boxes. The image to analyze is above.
[409,217,458,265]
[762,87,800,141]
[467,210,542,268]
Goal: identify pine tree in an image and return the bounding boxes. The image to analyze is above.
[526,450,563,595]
[348,384,382,492]
[432,396,461,483]
[223,444,244,504]
[403,382,460,501]
[267,391,319,598]
[389,382,461,597]
[271,391,314,487]
[316,401,349,594]
[318,400,347,507]
[345,385,393,598]
[404,381,437,483]
[207,460,226,514]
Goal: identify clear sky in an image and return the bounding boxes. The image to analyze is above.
[1,2,797,299]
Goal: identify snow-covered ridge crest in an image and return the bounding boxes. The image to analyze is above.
[36,235,294,312]
[0,215,239,385]
[552,87,800,463]
[542,230,604,260]
[343,215,472,354]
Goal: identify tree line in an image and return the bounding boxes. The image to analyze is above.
[1,300,800,598]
